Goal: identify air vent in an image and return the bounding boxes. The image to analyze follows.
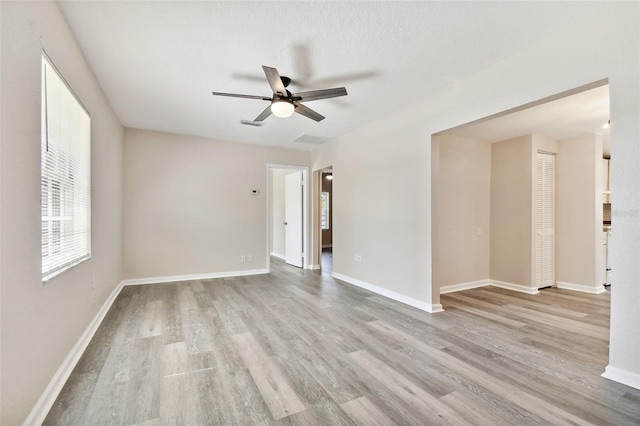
[293,134,334,145]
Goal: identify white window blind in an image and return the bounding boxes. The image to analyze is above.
[41,55,91,281]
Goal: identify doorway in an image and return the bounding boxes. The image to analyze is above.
[433,80,610,298]
[267,165,309,271]
[319,167,333,274]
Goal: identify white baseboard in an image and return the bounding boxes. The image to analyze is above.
[270,252,286,261]
[440,279,490,294]
[308,264,321,270]
[23,280,125,426]
[490,279,539,295]
[121,269,269,286]
[557,281,607,294]
[602,365,640,390]
[332,272,444,313]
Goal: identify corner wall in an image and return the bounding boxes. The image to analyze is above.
[0,2,124,424]
[436,135,491,289]
[556,134,604,292]
[490,135,533,288]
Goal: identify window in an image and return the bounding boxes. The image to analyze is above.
[321,192,330,230]
[41,55,91,281]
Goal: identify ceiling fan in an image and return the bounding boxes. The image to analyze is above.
[212,65,347,124]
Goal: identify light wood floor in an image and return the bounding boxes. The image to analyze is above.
[45,259,640,425]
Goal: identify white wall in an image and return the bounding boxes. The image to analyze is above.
[0,2,125,424]
[123,129,309,280]
[311,3,639,383]
[556,134,604,291]
[437,135,491,289]
[490,135,533,288]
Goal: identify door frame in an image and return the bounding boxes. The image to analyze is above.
[315,166,333,271]
[266,164,310,272]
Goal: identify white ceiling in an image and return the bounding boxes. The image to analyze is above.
[58,1,617,150]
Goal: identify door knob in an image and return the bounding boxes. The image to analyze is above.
[284,222,288,225]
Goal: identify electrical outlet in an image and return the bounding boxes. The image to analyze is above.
[248,255,253,262]
[477,227,483,236]
[241,255,246,263]
[354,253,363,262]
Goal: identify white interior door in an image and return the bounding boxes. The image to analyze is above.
[535,152,555,288]
[285,170,303,267]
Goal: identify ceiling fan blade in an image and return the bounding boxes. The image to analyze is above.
[254,104,273,122]
[262,66,288,96]
[212,91,271,101]
[241,120,264,127]
[292,87,347,102]
[294,103,325,122]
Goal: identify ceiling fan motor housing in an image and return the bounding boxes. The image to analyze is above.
[212,65,347,123]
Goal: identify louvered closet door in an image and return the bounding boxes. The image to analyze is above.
[535,152,555,288]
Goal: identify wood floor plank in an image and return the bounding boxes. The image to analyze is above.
[139,300,163,338]
[44,258,640,425]
[272,355,355,425]
[161,341,190,377]
[340,396,397,426]
[120,336,162,425]
[177,284,199,311]
[441,342,639,425]
[438,390,517,426]
[159,372,198,425]
[232,332,306,419]
[285,339,362,405]
[371,320,596,425]
[443,298,528,328]
[347,349,469,425]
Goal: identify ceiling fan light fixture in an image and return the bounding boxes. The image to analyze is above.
[271,99,295,118]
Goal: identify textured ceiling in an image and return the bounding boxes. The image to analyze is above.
[58,1,616,150]
[442,84,610,143]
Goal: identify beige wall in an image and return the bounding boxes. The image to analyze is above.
[556,134,603,290]
[490,136,533,287]
[311,127,433,303]
[123,129,309,279]
[437,135,491,288]
[0,2,125,424]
